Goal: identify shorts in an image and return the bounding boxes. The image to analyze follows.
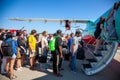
[94,32,101,39]
[29,50,36,57]
[11,54,16,59]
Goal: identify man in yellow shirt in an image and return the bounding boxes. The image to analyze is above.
[28,29,37,70]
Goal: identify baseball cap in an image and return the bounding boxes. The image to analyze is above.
[56,29,62,35]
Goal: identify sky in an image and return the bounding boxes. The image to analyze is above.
[0,0,119,34]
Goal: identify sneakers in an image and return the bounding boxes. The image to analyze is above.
[20,67,22,69]
[16,68,22,71]
[1,71,7,75]
[71,70,77,74]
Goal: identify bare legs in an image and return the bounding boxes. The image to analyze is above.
[6,58,16,79]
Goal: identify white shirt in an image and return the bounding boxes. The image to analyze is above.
[71,36,79,54]
[41,36,48,49]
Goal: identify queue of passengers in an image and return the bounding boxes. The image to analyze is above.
[0,28,84,79]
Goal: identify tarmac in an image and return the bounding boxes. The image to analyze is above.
[0,49,120,80]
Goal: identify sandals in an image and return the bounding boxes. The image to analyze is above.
[10,75,17,80]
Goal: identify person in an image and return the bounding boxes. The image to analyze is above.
[41,31,48,57]
[94,16,105,54]
[22,30,29,65]
[49,33,57,52]
[22,30,28,49]
[0,28,5,35]
[106,2,119,40]
[71,31,80,73]
[65,34,70,43]
[35,34,40,63]
[0,33,6,74]
[28,29,37,70]
[17,32,27,70]
[5,32,18,80]
[77,33,85,61]
[48,33,57,61]
[22,30,28,38]
[41,31,49,69]
[67,33,74,67]
[53,29,63,77]
[58,34,64,71]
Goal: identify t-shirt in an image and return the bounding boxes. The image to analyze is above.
[28,35,36,50]
[55,36,62,53]
[41,37,48,49]
[41,36,48,55]
[95,22,104,35]
[71,36,79,54]
[68,37,73,48]
[17,37,26,48]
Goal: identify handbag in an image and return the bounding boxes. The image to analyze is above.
[16,48,21,59]
[38,55,47,63]
[77,48,85,60]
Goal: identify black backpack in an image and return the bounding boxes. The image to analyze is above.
[38,55,47,63]
[1,40,13,57]
[77,47,85,60]
[38,41,42,48]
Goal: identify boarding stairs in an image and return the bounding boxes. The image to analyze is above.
[81,30,118,75]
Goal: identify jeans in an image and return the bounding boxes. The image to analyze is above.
[1,57,7,73]
[71,55,76,71]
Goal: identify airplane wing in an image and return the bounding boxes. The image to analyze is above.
[8,18,90,24]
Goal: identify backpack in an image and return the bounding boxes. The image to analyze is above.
[38,55,47,63]
[49,36,58,51]
[1,40,13,57]
[62,40,67,48]
[77,47,85,60]
[38,41,42,48]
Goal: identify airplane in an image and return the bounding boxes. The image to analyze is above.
[7,4,120,76]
